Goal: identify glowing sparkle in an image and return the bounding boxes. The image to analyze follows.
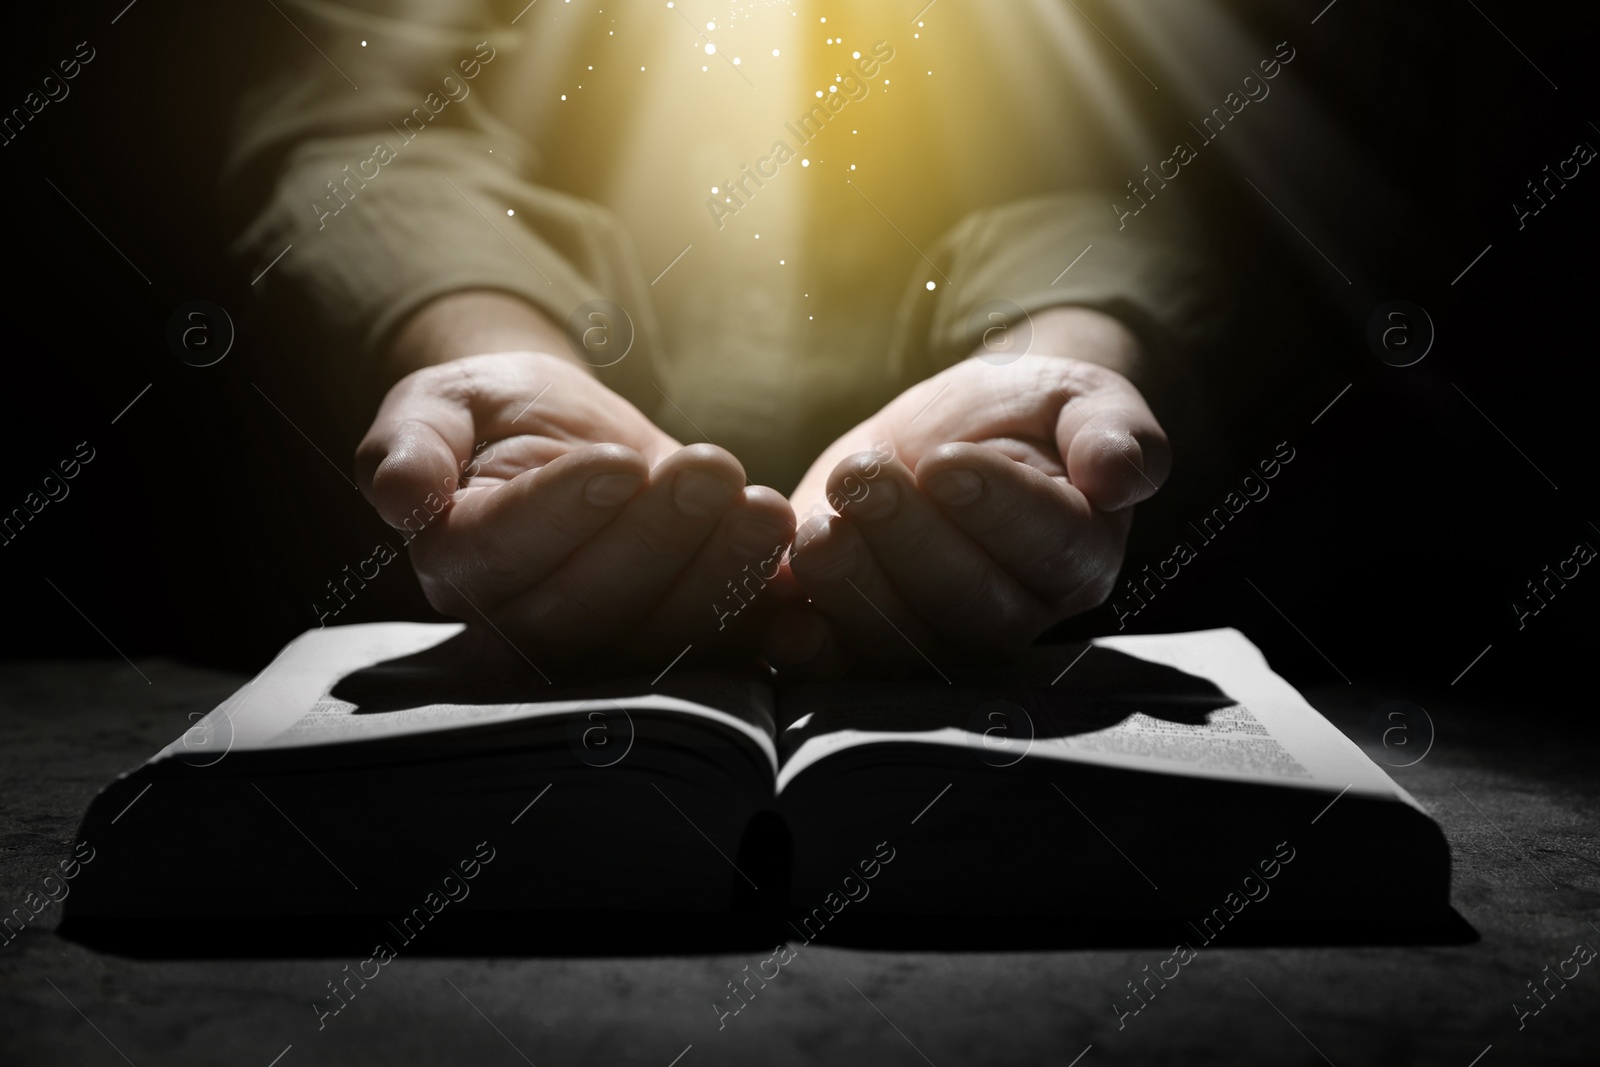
[561,94,567,100]
[849,164,856,170]
[706,20,715,30]
[711,186,719,194]
[828,85,837,93]
[801,159,810,167]
[507,209,515,216]
[852,51,860,59]
[772,48,780,56]
[705,43,716,54]
[926,281,936,290]
[360,40,367,46]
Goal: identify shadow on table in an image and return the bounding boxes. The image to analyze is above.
[59,907,1476,960]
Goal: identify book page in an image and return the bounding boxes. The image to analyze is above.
[777,629,1408,805]
[1081,629,1399,796]
[158,622,777,773]
[1051,703,1312,780]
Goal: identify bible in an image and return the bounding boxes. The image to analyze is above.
[64,622,1450,945]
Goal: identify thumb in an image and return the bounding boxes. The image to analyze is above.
[1054,373,1171,512]
[355,370,478,530]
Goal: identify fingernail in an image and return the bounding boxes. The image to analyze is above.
[584,472,643,507]
[806,530,857,580]
[729,518,789,559]
[673,469,739,517]
[788,611,830,663]
[927,467,984,506]
[845,476,898,521]
[765,609,829,668]
[794,514,830,554]
[1099,426,1138,456]
[1095,433,1147,510]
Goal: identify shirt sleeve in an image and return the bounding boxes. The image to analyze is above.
[222,0,663,413]
[886,192,1233,432]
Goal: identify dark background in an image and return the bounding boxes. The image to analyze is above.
[1,0,1595,705]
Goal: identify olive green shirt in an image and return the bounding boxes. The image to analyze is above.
[226,0,1222,490]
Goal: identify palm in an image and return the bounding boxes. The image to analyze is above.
[770,351,1169,677]
[356,352,797,669]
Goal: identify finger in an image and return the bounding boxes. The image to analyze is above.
[355,355,679,526]
[788,511,945,666]
[487,444,747,654]
[410,444,649,611]
[356,370,479,529]
[827,452,1042,652]
[1053,365,1171,511]
[916,442,1125,608]
[763,603,853,680]
[623,485,797,660]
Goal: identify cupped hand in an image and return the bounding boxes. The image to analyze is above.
[355,351,797,668]
[768,310,1169,677]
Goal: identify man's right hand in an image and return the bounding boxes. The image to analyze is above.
[354,342,796,669]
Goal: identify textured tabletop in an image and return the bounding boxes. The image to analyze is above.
[1,657,1596,1066]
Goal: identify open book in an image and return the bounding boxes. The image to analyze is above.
[66,623,1449,937]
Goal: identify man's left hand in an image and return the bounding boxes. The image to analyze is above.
[768,308,1170,677]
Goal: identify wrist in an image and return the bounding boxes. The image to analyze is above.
[1018,306,1146,384]
[379,290,584,394]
